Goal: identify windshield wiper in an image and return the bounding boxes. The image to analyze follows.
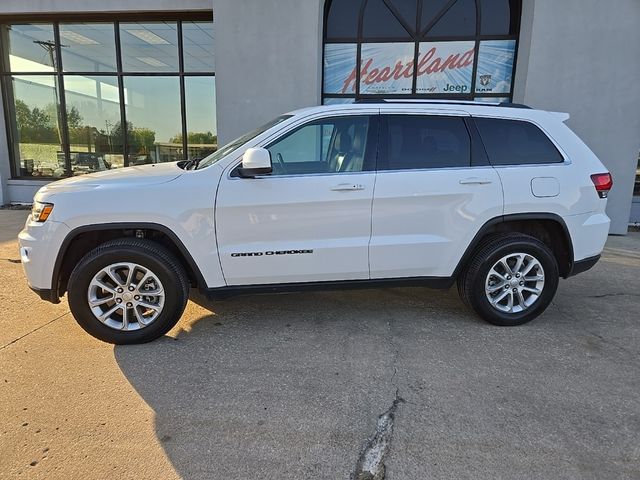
[179,157,202,170]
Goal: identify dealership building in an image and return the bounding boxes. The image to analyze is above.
[0,0,638,234]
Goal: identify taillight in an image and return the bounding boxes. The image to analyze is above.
[590,173,613,198]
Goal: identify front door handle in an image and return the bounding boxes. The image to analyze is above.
[331,183,365,191]
[459,177,493,185]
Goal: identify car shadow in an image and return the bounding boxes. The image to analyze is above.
[113,286,473,479]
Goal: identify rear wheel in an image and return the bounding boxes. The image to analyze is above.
[68,239,189,344]
[457,233,559,326]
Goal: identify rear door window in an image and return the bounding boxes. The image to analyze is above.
[474,117,564,165]
[380,115,471,170]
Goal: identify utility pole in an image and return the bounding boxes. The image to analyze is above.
[33,40,67,147]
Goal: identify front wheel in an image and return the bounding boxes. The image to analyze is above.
[68,239,189,344]
[457,233,559,326]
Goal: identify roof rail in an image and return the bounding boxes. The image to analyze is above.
[353,98,532,108]
[354,99,481,105]
[498,102,532,109]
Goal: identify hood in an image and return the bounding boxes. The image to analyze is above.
[37,163,184,198]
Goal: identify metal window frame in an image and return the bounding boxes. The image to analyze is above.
[322,0,521,103]
[0,12,215,180]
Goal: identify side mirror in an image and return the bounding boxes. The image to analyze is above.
[238,147,272,178]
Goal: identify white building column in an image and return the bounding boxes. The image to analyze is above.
[212,0,324,144]
[514,0,640,234]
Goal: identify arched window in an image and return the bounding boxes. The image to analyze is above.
[323,0,521,103]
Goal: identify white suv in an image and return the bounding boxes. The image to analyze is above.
[18,101,612,344]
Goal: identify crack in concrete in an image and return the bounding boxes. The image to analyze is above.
[4,258,21,264]
[352,390,404,480]
[0,312,69,351]
[586,292,640,299]
[352,319,405,480]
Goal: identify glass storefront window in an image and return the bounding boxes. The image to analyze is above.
[119,22,178,72]
[182,21,215,72]
[3,24,57,73]
[480,0,520,36]
[359,43,414,95]
[362,0,412,39]
[323,43,357,95]
[10,75,65,177]
[474,96,510,104]
[0,17,215,179]
[323,0,521,103]
[425,0,476,37]
[416,41,475,94]
[322,97,354,105]
[184,76,217,159]
[64,75,123,174]
[123,76,182,164]
[60,23,117,72]
[475,40,516,94]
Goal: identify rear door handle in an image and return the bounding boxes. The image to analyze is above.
[459,177,493,185]
[331,183,365,191]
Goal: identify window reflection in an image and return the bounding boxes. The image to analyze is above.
[1,19,216,178]
[182,21,215,71]
[362,0,411,39]
[4,24,57,72]
[184,76,217,159]
[60,23,117,72]
[480,0,519,35]
[425,0,476,37]
[119,22,178,72]
[123,76,182,164]
[634,151,640,197]
[64,75,123,175]
[10,75,65,177]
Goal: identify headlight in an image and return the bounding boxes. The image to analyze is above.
[31,201,54,222]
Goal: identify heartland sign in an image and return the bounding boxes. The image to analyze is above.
[323,39,516,97]
[350,42,474,95]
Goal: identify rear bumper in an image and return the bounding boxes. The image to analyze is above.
[567,254,600,278]
[563,212,610,261]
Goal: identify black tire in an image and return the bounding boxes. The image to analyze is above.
[457,233,559,326]
[68,238,189,344]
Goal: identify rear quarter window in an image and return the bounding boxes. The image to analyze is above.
[474,117,564,165]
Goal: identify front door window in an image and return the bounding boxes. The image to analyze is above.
[266,116,372,175]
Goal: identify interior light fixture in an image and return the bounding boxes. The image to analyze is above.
[125,29,170,45]
[136,56,169,67]
[59,31,99,45]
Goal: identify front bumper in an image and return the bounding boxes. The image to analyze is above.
[28,286,60,304]
[18,217,70,301]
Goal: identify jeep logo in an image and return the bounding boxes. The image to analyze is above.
[443,83,468,93]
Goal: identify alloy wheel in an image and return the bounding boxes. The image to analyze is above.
[484,253,545,314]
[87,262,165,331]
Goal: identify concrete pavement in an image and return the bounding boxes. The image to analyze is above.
[1,209,639,479]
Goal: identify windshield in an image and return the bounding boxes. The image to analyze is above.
[196,115,293,170]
